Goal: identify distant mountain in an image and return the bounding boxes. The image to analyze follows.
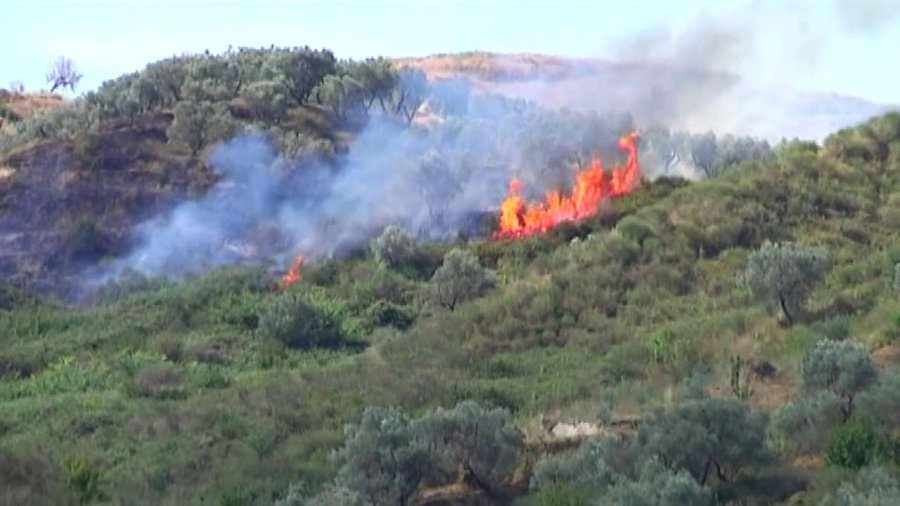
[395,52,895,141]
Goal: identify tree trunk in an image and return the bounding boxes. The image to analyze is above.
[779,295,794,325]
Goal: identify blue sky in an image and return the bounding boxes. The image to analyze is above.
[1,0,898,103]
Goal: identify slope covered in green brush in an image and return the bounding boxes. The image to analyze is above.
[0,47,899,505]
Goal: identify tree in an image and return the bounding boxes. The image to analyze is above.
[801,339,877,420]
[46,56,82,93]
[335,406,434,506]
[606,459,714,506]
[371,225,417,269]
[393,68,429,125]
[166,100,238,155]
[636,397,773,485]
[741,241,829,325]
[418,400,523,497]
[690,131,719,177]
[257,291,345,349]
[424,248,496,310]
[530,436,620,492]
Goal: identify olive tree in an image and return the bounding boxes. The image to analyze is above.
[334,406,433,506]
[257,291,344,349]
[858,370,900,435]
[741,241,830,325]
[424,248,496,311]
[166,100,238,155]
[606,459,714,506]
[636,397,773,485]
[418,400,523,497]
[800,339,877,420]
[370,225,416,269]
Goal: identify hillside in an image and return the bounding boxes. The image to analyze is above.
[0,47,899,505]
[396,52,894,141]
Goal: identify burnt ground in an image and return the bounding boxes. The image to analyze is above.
[0,112,214,300]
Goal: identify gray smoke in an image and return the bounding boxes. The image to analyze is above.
[486,1,895,141]
[93,109,538,280]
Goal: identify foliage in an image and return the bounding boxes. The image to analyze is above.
[334,406,433,506]
[741,241,830,324]
[823,467,900,506]
[370,224,417,269]
[64,456,102,504]
[166,99,238,154]
[530,437,620,492]
[771,391,844,454]
[418,400,523,495]
[800,339,877,420]
[257,291,346,349]
[423,248,496,310]
[635,397,773,485]
[826,417,881,469]
[605,458,714,506]
[857,370,900,436]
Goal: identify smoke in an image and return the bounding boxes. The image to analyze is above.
[485,1,895,141]
[93,108,534,280]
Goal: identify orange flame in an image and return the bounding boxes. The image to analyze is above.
[495,132,640,239]
[278,254,305,290]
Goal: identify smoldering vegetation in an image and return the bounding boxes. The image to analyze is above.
[93,92,643,281]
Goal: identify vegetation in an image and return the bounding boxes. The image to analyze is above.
[0,44,899,504]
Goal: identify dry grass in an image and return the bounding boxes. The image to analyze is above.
[2,92,67,119]
[392,51,587,83]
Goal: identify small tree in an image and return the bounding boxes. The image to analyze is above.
[636,397,773,485]
[371,225,417,269]
[858,370,900,436]
[800,339,877,420]
[166,100,238,155]
[419,400,523,497]
[606,459,714,506]
[824,467,900,505]
[46,56,82,93]
[257,292,344,349]
[425,248,496,310]
[741,241,829,325]
[771,391,844,454]
[335,406,434,506]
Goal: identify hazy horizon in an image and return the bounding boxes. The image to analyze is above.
[2,0,899,105]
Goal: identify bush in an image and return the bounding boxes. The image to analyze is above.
[823,467,900,506]
[132,364,184,399]
[605,459,714,506]
[857,370,900,436]
[423,248,496,310]
[800,339,877,419]
[525,482,590,506]
[740,241,829,324]
[257,292,345,349]
[771,391,844,454]
[64,456,103,504]
[636,397,773,485]
[825,417,881,469]
[335,406,433,506]
[371,225,417,269]
[419,400,523,496]
[530,437,619,492]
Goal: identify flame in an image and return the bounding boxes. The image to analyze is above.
[495,132,640,239]
[278,254,305,290]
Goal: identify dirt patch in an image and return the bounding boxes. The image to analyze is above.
[871,343,900,370]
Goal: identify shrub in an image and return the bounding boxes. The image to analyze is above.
[636,397,773,485]
[825,417,881,469]
[64,456,103,504]
[371,225,417,269]
[525,482,590,506]
[771,392,844,454]
[530,437,619,492]
[132,364,184,399]
[823,467,900,506]
[606,458,714,506]
[257,292,345,349]
[740,241,830,324]
[857,370,900,436]
[419,400,523,496]
[335,406,434,506]
[800,339,877,420]
[423,248,496,310]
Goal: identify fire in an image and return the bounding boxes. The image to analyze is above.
[278,254,305,290]
[495,132,640,239]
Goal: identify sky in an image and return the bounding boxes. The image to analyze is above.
[1,0,899,104]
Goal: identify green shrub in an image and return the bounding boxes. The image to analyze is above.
[525,482,590,506]
[257,291,345,349]
[370,225,417,269]
[64,456,103,504]
[422,248,496,311]
[800,339,877,420]
[823,466,900,506]
[771,392,844,454]
[132,364,185,399]
[826,417,881,469]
